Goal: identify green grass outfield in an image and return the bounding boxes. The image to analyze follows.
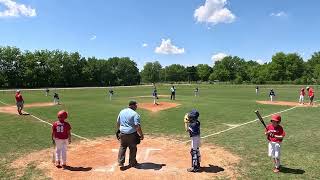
[0,85,319,179]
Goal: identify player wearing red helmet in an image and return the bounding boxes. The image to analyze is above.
[52,110,72,168]
[265,114,286,173]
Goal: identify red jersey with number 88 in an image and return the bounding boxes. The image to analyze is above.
[52,121,71,139]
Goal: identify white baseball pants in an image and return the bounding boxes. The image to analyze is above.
[55,138,68,164]
[270,95,274,101]
[299,95,304,104]
[268,142,281,158]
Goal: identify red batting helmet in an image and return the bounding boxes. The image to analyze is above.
[57,110,68,119]
[271,114,281,122]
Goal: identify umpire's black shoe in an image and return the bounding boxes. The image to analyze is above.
[129,162,140,168]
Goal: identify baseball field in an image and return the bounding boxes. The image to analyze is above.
[0,84,319,179]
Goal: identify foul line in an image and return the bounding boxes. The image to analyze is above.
[0,100,89,141]
[184,102,317,143]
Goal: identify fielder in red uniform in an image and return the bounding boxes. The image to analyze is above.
[15,90,24,115]
[52,110,72,168]
[306,86,315,105]
[265,114,286,173]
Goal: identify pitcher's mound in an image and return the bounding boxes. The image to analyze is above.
[139,102,181,112]
[12,136,240,180]
[256,101,318,107]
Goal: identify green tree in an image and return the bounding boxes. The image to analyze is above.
[140,61,162,83]
[196,64,212,81]
[164,64,186,82]
[268,52,304,81]
[211,56,247,82]
[108,57,140,85]
[0,46,25,87]
[186,66,199,82]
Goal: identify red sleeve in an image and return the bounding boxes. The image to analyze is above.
[52,123,56,134]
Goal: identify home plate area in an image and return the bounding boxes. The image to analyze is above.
[12,137,240,180]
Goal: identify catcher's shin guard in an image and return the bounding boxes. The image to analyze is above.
[190,149,200,170]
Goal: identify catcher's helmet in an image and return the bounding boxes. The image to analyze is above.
[271,114,281,122]
[57,110,68,119]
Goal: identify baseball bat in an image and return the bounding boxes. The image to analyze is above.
[254,110,267,129]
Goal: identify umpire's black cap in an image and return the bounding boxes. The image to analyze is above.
[129,100,137,106]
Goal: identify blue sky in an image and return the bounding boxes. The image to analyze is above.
[1,0,320,69]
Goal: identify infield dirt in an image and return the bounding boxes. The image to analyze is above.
[12,136,240,180]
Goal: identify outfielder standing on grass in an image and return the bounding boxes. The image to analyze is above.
[108,88,114,101]
[184,109,201,172]
[194,87,199,97]
[15,90,24,115]
[265,114,286,173]
[52,110,71,168]
[116,100,144,168]
[306,86,315,105]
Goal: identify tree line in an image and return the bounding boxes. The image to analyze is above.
[141,52,320,84]
[0,46,140,87]
[1,46,320,88]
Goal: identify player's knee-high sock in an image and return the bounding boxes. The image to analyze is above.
[275,158,280,168]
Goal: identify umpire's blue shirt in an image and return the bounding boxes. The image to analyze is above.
[117,108,141,134]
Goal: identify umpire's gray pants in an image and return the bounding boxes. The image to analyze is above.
[118,132,138,165]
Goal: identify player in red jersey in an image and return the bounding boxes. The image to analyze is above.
[306,86,315,105]
[52,110,72,168]
[15,90,24,115]
[265,114,286,173]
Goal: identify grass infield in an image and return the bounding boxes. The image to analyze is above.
[0,85,319,179]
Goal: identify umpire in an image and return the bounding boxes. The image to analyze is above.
[116,100,144,168]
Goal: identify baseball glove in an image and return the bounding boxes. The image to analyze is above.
[116,129,120,140]
[183,113,190,123]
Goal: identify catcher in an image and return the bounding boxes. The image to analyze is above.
[184,109,201,172]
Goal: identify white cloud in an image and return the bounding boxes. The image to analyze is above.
[0,0,36,18]
[211,52,228,62]
[90,35,96,40]
[155,39,185,55]
[256,59,264,64]
[270,11,287,17]
[142,43,148,47]
[194,0,236,25]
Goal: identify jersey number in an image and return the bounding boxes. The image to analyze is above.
[57,126,64,133]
